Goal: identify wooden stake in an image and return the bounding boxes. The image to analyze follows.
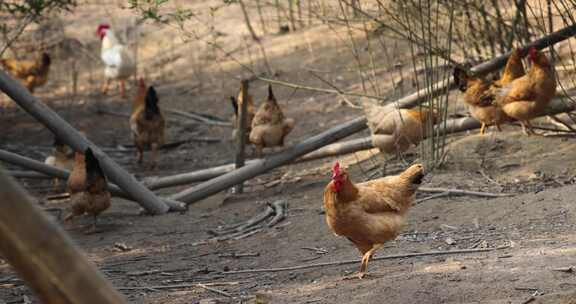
[0,168,127,303]
[0,69,169,214]
[234,80,249,193]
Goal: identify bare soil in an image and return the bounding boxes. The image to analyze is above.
[2,1,576,304]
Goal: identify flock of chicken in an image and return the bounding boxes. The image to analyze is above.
[323,46,557,279]
[0,21,559,279]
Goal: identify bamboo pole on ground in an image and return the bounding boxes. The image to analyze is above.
[145,96,575,192]
[0,70,170,214]
[0,149,186,211]
[0,167,127,304]
[170,116,367,203]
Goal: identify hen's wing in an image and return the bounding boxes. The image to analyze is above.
[355,183,402,213]
[495,76,534,106]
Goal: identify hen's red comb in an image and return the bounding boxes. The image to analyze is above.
[528,47,537,59]
[332,161,340,177]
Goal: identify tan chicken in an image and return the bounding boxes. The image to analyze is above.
[1,52,51,93]
[324,162,425,279]
[231,80,255,141]
[129,79,165,168]
[454,48,527,135]
[453,68,510,135]
[489,47,556,135]
[363,100,437,156]
[65,148,111,233]
[249,84,295,158]
[44,137,75,189]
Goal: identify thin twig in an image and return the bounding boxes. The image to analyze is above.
[222,245,510,274]
[418,187,515,198]
[257,76,386,101]
[308,71,362,108]
[415,192,450,204]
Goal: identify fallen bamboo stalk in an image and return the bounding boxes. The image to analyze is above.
[0,168,127,303]
[0,70,170,215]
[141,138,371,190]
[171,116,368,204]
[0,149,186,211]
[142,95,575,192]
[7,170,51,179]
[169,26,576,204]
[222,245,510,275]
[165,109,232,127]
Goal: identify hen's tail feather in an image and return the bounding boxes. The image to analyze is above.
[144,86,160,119]
[230,96,238,117]
[268,84,276,103]
[85,148,106,186]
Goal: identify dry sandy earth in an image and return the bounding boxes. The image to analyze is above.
[2,1,576,303]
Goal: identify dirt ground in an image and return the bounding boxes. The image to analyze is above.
[2,1,576,303]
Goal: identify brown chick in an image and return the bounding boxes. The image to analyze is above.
[129,79,166,168]
[1,52,51,93]
[231,80,256,140]
[65,148,111,234]
[491,47,556,135]
[324,161,425,279]
[249,84,295,158]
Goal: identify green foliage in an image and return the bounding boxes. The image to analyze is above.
[0,0,76,17]
[127,0,193,25]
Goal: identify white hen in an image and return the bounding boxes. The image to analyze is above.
[97,24,136,98]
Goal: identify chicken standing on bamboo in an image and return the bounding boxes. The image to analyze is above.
[484,47,556,135]
[129,78,165,168]
[96,23,136,98]
[1,52,51,93]
[249,84,295,158]
[324,162,425,279]
[453,48,526,135]
[65,148,111,234]
[363,100,437,157]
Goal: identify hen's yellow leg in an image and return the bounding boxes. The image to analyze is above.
[480,123,486,135]
[358,244,383,279]
[101,79,111,95]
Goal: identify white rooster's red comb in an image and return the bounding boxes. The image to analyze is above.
[96,24,110,36]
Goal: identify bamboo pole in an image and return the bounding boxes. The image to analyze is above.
[0,167,127,304]
[171,116,367,203]
[0,149,186,211]
[142,137,372,190]
[148,95,575,192]
[0,70,170,214]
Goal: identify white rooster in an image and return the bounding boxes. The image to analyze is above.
[96,23,136,98]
